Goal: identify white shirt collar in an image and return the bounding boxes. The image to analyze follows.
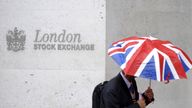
[120,71,132,89]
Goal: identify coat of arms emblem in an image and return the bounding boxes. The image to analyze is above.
[6,27,26,52]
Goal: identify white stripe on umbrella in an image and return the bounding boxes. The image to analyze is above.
[134,49,157,79]
[154,49,161,81]
[121,40,145,69]
[108,44,137,56]
[164,44,192,70]
[108,40,142,56]
[157,49,180,80]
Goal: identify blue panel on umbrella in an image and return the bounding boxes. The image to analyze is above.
[164,61,174,80]
[139,56,157,80]
[178,55,190,72]
[111,47,133,66]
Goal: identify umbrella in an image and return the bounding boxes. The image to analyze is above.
[108,36,192,83]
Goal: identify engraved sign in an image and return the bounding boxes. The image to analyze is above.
[33,29,95,51]
[6,27,26,52]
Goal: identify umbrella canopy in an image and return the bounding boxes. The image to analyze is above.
[108,36,192,82]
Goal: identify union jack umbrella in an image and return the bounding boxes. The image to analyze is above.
[108,36,192,82]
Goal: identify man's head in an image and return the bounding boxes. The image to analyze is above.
[122,70,135,82]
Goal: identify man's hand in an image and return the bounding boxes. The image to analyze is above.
[144,87,154,102]
[137,99,146,108]
[141,87,154,105]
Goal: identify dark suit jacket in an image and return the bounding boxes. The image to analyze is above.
[100,73,140,108]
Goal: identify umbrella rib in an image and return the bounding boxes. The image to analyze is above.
[164,44,192,70]
[156,49,180,80]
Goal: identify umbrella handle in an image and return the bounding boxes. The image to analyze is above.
[149,79,151,87]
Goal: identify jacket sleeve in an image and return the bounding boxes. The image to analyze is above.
[101,89,140,108]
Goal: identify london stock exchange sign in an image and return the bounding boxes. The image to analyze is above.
[34,29,95,51]
[6,27,95,52]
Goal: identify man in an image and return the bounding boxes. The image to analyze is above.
[100,71,154,108]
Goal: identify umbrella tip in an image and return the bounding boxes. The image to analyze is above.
[143,35,157,40]
[164,80,170,84]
